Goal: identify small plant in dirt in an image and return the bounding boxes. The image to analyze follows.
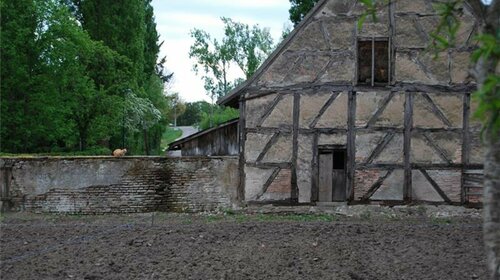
[360,210,372,221]
[430,217,454,225]
[253,213,336,222]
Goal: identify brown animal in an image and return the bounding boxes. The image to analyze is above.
[113,148,127,157]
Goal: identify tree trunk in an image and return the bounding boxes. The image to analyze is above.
[484,135,500,279]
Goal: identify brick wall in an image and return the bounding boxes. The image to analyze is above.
[0,156,239,214]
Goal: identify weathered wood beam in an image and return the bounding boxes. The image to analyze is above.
[291,92,300,203]
[404,92,413,201]
[355,127,404,133]
[412,127,463,133]
[311,131,319,202]
[246,127,293,134]
[298,128,347,134]
[347,91,357,200]
[461,92,471,203]
[238,98,246,202]
[245,162,292,169]
[355,163,405,169]
[243,83,475,101]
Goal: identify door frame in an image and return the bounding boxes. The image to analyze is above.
[314,145,347,202]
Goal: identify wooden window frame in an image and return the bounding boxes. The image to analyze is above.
[356,37,391,87]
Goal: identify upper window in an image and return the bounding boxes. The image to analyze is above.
[358,39,389,86]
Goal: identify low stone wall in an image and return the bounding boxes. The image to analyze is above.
[0,156,239,214]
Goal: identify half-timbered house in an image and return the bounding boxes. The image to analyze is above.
[218,0,484,205]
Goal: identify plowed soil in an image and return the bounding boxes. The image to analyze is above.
[0,212,486,280]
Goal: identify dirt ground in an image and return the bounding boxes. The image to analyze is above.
[0,212,486,280]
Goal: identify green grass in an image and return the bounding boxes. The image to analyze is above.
[161,127,183,151]
[203,213,337,223]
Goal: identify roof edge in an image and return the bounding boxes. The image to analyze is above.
[167,118,240,150]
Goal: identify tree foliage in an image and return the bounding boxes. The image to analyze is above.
[0,0,170,155]
[189,17,274,102]
[289,0,319,26]
[198,106,239,130]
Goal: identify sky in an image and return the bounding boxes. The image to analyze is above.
[151,0,292,102]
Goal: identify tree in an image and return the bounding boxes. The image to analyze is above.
[0,0,38,152]
[222,18,274,79]
[176,101,213,126]
[189,17,273,129]
[74,0,170,155]
[289,0,319,26]
[189,17,275,102]
[164,92,186,127]
[39,0,131,151]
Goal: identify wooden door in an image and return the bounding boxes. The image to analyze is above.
[318,152,333,202]
[318,149,346,202]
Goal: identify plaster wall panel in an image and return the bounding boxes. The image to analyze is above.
[254,54,298,87]
[454,10,477,47]
[315,92,348,128]
[450,51,473,84]
[394,15,428,49]
[468,100,484,164]
[299,92,332,128]
[244,133,274,162]
[355,91,387,127]
[354,169,388,200]
[371,169,404,200]
[317,53,355,83]
[413,93,448,128]
[315,0,356,18]
[288,21,329,52]
[427,170,462,202]
[355,131,385,163]
[373,93,405,128]
[261,169,292,201]
[469,127,484,165]
[297,134,314,203]
[244,166,275,201]
[372,133,404,164]
[261,94,294,128]
[426,131,463,163]
[394,0,434,14]
[245,93,277,128]
[417,51,450,84]
[410,135,447,164]
[261,134,293,163]
[395,52,435,84]
[411,170,444,202]
[283,54,331,84]
[318,133,347,146]
[322,19,356,50]
[431,94,464,128]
